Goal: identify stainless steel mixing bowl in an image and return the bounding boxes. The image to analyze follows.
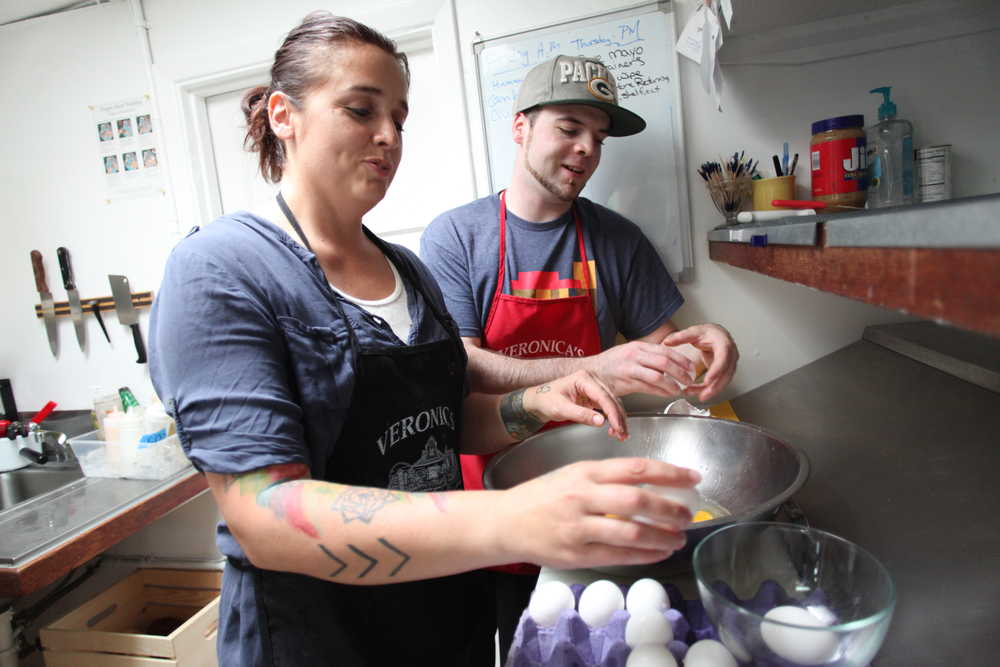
[483,414,809,573]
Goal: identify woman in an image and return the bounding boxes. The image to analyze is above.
[149,12,699,666]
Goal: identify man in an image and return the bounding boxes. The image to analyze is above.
[420,54,738,656]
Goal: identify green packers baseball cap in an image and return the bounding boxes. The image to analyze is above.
[514,54,646,137]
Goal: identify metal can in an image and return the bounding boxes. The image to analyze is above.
[916,145,952,202]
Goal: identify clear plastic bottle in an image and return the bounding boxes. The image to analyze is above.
[866,86,915,208]
[91,386,123,434]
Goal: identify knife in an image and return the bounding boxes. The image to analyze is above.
[109,274,146,364]
[90,299,111,343]
[57,247,86,351]
[30,250,59,358]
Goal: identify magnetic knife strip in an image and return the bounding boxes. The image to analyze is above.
[34,291,153,318]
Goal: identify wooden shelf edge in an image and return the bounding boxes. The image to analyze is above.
[0,472,208,598]
[709,241,1000,338]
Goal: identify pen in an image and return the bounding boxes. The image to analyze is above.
[790,153,799,176]
[772,155,782,177]
[782,142,789,175]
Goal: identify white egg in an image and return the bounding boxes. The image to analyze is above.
[578,579,625,628]
[645,484,702,512]
[626,578,671,615]
[684,639,737,667]
[527,581,576,627]
[625,644,678,667]
[761,605,840,665]
[625,611,673,647]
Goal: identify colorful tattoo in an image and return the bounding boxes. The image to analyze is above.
[428,492,448,514]
[260,482,320,538]
[228,463,309,497]
[500,388,545,440]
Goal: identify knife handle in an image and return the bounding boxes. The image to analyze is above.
[0,379,18,422]
[30,250,49,294]
[131,324,147,364]
[57,246,76,291]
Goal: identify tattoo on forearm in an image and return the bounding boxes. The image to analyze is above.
[536,384,551,394]
[500,388,545,440]
[258,481,320,538]
[428,492,448,514]
[319,544,347,577]
[229,463,309,498]
[328,487,405,524]
[318,538,411,580]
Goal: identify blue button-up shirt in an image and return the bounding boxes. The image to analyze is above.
[149,212,455,560]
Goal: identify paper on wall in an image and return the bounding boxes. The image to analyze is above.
[710,6,724,111]
[676,2,727,111]
[675,4,714,64]
[720,0,734,30]
[91,95,164,203]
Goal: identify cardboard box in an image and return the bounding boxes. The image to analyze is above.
[41,568,221,666]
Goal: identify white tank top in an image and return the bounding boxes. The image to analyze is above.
[330,255,412,342]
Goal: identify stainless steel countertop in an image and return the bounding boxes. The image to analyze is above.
[541,323,999,666]
[0,413,198,568]
[729,323,1000,666]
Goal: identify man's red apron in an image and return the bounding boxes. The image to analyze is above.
[463,191,602,574]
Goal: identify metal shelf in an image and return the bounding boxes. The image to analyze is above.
[708,195,1000,337]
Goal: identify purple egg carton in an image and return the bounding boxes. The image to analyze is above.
[505,580,850,667]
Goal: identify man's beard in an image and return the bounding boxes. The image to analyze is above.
[524,133,580,202]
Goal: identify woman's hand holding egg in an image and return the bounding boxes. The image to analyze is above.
[493,458,699,570]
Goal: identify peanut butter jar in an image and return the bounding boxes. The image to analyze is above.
[810,115,867,211]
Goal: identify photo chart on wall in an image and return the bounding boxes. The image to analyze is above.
[474,3,693,279]
[91,95,163,202]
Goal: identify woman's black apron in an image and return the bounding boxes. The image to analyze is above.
[232,196,494,666]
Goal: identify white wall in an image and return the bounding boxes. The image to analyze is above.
[1,0,998,413]
[0,1,176,413]
[450,0,999,400]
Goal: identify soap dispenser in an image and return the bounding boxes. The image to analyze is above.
[867,86,914,208]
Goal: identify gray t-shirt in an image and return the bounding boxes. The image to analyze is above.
[420,194,683,351]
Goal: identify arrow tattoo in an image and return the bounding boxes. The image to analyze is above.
[318,544,347,578]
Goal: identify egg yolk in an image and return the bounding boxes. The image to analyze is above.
[692,510,714,522]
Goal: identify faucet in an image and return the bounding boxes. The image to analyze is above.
[1,380,60,465]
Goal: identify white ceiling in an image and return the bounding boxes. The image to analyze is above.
[0,0,95,26]
[1,0,935,29]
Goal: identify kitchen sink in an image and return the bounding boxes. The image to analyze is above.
[0,466,85,512]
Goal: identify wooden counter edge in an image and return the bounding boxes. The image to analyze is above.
[708,241,1000,337]
[0,471,208,598]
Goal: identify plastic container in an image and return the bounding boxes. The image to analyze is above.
[751,175,795,211]
[90,386,122,434]
[810,115,867,211]
[867,87,915,208]
[143,398,175,438]
[68,429,191,480]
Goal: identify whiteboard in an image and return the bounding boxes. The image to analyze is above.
[474,2,693,280]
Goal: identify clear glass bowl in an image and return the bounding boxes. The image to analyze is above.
[692,522,895,666]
